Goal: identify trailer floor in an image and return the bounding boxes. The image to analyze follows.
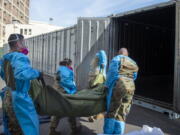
[0,78,180,135]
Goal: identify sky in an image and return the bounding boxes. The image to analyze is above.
[30,0,169,27]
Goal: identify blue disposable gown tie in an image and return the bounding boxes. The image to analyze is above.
[0,52,40,135]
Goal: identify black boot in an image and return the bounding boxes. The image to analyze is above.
[69,117,82,135]
[49,128,61,135]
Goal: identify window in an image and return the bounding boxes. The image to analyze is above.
[24,29,27,35]
[29,29,31,35]
[20,28,23,34]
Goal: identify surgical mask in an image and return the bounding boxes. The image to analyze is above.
[20,47,29,55]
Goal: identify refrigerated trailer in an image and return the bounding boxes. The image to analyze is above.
[76,1,180,118]
[111,1,180,117]
[2,1,180,118]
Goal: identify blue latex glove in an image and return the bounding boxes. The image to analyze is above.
[113,120,125,134]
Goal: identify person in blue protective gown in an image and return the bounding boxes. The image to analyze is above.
[0,34,41,135]
[103,48,139,135]
[88,50,107,88]
[49,58,81,135]
[57,58,76,94]
[88,50,107,122]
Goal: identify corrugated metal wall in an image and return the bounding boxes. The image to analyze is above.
[26,26,77,75]
[76,18,111,89]
[3,43,9,55]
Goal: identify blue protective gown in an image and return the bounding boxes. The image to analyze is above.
[0,52,40,135]
[105,55,138,111]
[104,55,138,134]
[96,50,107,77]
[57,66,77,94]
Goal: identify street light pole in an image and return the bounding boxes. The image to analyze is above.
[49,18,54,25]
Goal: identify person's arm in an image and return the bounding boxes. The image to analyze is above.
[133,72,138,80]
[132,61,139,81]
[105,58,121,88]
[98,51,107,70]
[55,72,60,81]
[61,77,76,89]
[0,59,4,80]
[60,69,76,94]
[12,55,40,80]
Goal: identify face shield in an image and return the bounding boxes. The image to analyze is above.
[8,34,29,55]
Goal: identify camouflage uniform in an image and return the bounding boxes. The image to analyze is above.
[88,56,105,122]
[88,57,101,88]
[2,60,23,134]
[106,56,138,122]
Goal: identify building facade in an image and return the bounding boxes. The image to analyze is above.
[0,0,29,47]
[5,20,63,44]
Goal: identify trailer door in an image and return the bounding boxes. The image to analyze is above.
[174,1,180,112]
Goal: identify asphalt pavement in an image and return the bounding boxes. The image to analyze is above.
[39,105,180,135]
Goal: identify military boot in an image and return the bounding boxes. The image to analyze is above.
[49,128,61,135]
[69,117,82,135]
